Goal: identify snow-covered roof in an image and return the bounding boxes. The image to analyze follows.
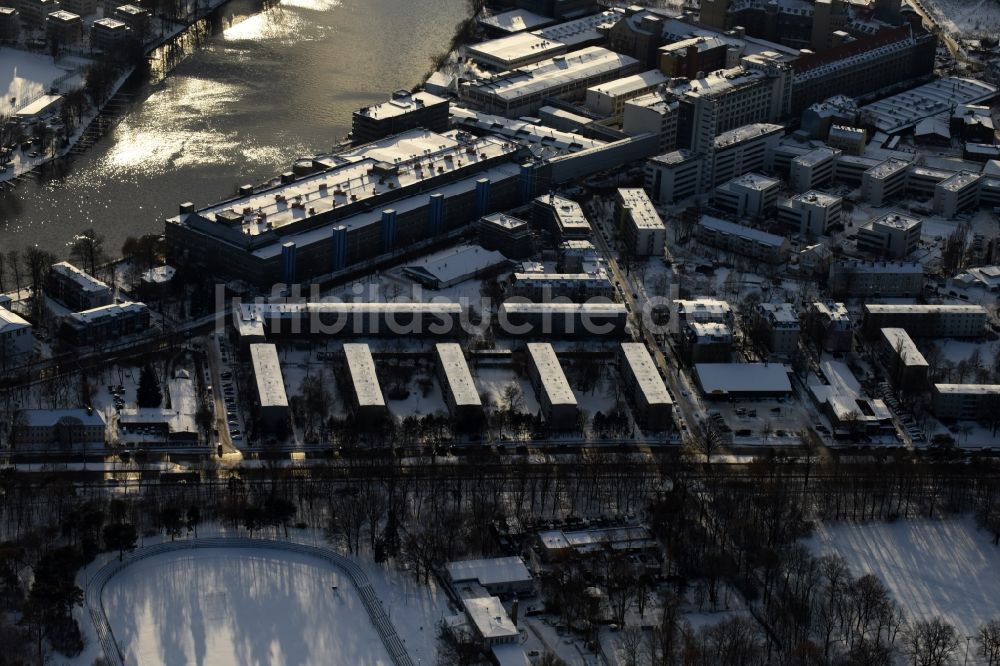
[462,596,519,640]
[534,9,623,47]
[343,343,385,408]
[403,244,510,288]
[880,328,927,367]
[617,188,663,230]
[50,262,111,294]
[446,557,532,587]
[355,91,447,121]
[934,384,1000,395]
[466,32,565,68]
[66,301,148,325]
[864,303,987,315]
[862,77,997,133]
[698,216,787,248]
[695,363,792,395]
[463,47,639,104]
[714,123,783,149]
[587,70,668,98]
[478,8,552,33]
[0,306,30,333]
[435,343,482,408]
[620,343,672,408]
[18,409,105,428]
[527,343,576,407]
[249,344,288,409]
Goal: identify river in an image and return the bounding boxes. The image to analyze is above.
[0,0,471,258]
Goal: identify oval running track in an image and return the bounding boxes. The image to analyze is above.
[84,537,416,666]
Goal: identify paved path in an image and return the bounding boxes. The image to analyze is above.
[84,537,415,666]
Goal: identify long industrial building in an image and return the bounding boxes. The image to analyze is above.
[166,130,533,286]
[435,343,483,426]
[342,343,388,424]
[619,343,673,430]
[526,343,578,430]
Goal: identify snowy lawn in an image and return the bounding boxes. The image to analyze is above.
[0,47,70,110]
[806,517,1000,637]
[100,547,395,666]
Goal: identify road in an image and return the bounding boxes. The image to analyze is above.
[585,197,703,447]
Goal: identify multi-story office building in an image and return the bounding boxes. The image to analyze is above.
[931,384,1000,420]
[585,70,668,119]
[861,158,910,206]
[713,172,779,219]
[532,194,592,241]
[351,90,449,145]
[465,32,568,71]
[435,343,483,427]
[57,0,91,14]
[90,16,129,50]
[478,212,532,259]
[754,302,799,355]
[616,188,665,257]
[113,3,148,36]
[862,304,988,338]
[933,171,981,219]
[696,215,790,263]
[15,0,57,29]
[776,190,842,235]
[45,9,80,45]
[0,7,20,40]
[856,212,921,259]
[526,343,578,430]
[789,147,839,193]
[644,149,702,204]
[47,262,113,311]
[790,26,936,115]
[658,35,729,78]
[709,122,782,187]
[622,90,680,154]
[60,302,150,346]
[460,46,641,117]
[828,260,923,298]
[238,302,464,338]
[619,343,673,430]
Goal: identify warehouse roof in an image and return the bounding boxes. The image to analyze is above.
[695,363,792,395]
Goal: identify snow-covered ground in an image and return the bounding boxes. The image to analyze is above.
[0,47,73,111]
[101,548,393,666]
[909,0,1000,39]
[807,517,1000,641]
[68,525,451,666]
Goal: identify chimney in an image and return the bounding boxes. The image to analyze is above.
[511,599,519,627]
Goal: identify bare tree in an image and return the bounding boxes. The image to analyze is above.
[980,618,1000,666]
[903,618,961,666]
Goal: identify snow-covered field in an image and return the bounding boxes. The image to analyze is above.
[0,47,71,112]
[807,518,1000,639]
[101,547,393,665]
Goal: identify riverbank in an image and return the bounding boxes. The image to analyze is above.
[0,0,233,188]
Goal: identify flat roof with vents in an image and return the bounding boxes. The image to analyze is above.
[249,344,289,409]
